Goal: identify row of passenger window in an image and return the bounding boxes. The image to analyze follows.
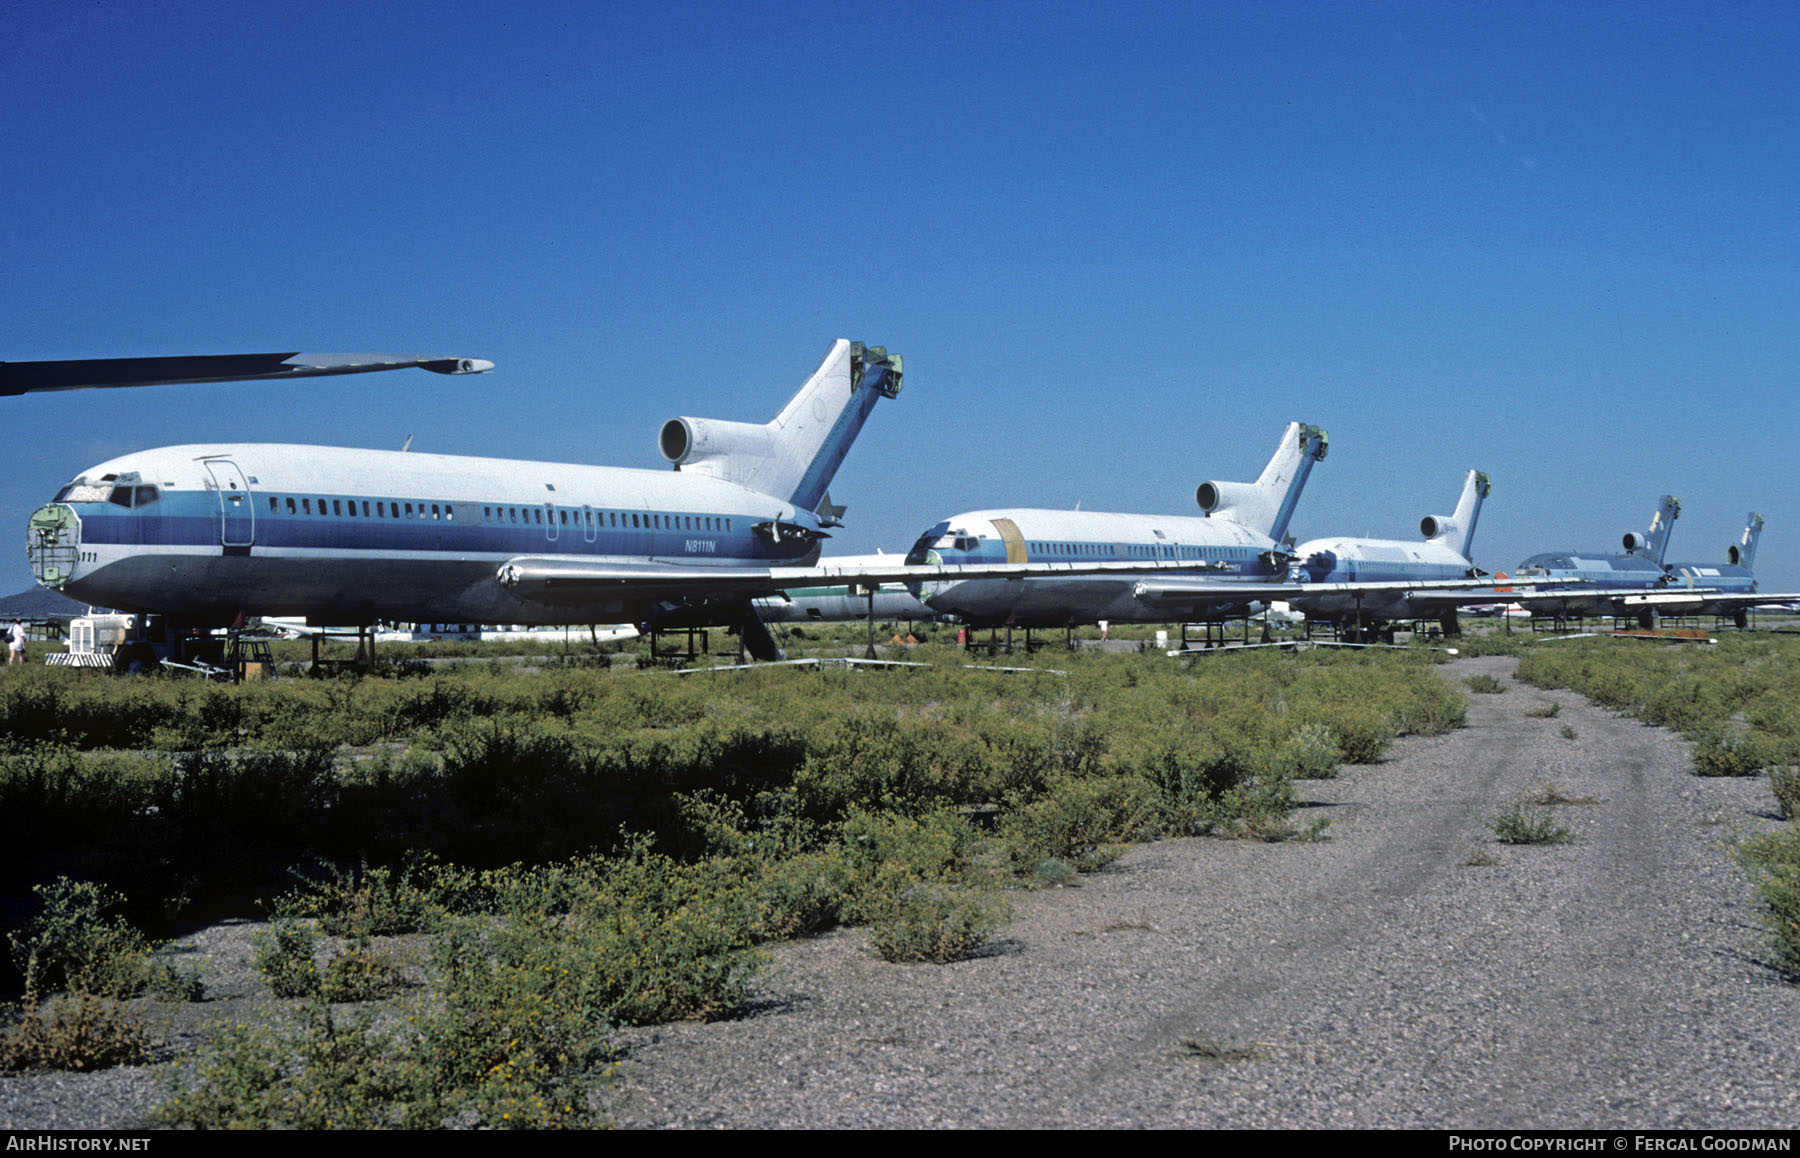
[1027,541,1240,560]
[261,495,736,535]
[480,505,734,533]
[269,496,457,521]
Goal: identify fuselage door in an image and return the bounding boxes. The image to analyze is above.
[991,518,1028,564]
[201,458,254,549]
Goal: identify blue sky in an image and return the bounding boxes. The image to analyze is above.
[6,1,1797,596]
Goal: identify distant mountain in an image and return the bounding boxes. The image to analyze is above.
[0,587,96,620]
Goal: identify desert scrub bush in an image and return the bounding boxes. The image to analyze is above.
[8,879,163,999]
[270,858,448,937]
[838,807,986,920]
[1692,727,1766,777]
[864,883,1009,963]
[507,845,763,1025]
[1771,767,1800,821]
[319,944,408,1003]
[1273,722,1341,779]
[251,919,322,998]
[1490,803,1573,845]
[163,996,610,1130]
[1464,673,1507,694]
[1735,828,1800,976]
[999,776,1161,874]
[1525,701,1562,718]
[1,989,150,1073]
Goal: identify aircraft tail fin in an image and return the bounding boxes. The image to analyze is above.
[1419,470,1490,562]
[1727,512,1765,571]
[1194,421,1329,541]
[1622,495,1680,563]
[658,340,902,510]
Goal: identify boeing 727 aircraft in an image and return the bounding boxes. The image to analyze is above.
[1284,469,1495,640]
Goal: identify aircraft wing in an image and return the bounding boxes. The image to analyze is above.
[1132,575,1541,609]
[1617,590,1800,615]
[0,352,493,395]
[496,555,1234,608]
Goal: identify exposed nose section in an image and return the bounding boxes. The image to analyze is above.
[27,504,80,588]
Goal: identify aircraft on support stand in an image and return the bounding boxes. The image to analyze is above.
[1283,469,1498,642]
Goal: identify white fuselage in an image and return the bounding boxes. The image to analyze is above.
[912,508,1283,627]
[31,442,825,627]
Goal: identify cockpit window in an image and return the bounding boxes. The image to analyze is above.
[104,485,159,509]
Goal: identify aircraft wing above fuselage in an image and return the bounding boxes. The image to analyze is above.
[1,352,493,395]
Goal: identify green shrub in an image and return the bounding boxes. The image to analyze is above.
[1,989,149,1073]
[999,777,1158,873]
[1031,857,1078,887]
[1735,828,1800,976]
[271,859,447,937]
[252,920,322,998]
[1464,674,1507,694]
[1693,728,1765,777]
[320,945,408,1004]
[1274,723,1341,779]
[865,884,1008,963]
[1771,767,1800,822]
[1490,804,1573,845]
[8,879,159,999]
[747,849,852,940]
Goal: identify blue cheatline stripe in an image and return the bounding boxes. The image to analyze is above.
[63,491,807,564]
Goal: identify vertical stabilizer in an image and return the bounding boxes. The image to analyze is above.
[1419,470,1490,562]
[658,340,902,507]
[1194,422,1329,541]
[1728,513,1765,571]
[1623,495,1680,562]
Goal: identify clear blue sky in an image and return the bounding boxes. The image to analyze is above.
[6,1,1797,595]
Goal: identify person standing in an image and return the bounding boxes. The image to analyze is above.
[8,620,26,665]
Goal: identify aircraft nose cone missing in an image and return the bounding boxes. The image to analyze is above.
[28,503,80,589]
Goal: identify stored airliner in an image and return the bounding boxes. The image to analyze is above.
[1284,469,1496,640]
